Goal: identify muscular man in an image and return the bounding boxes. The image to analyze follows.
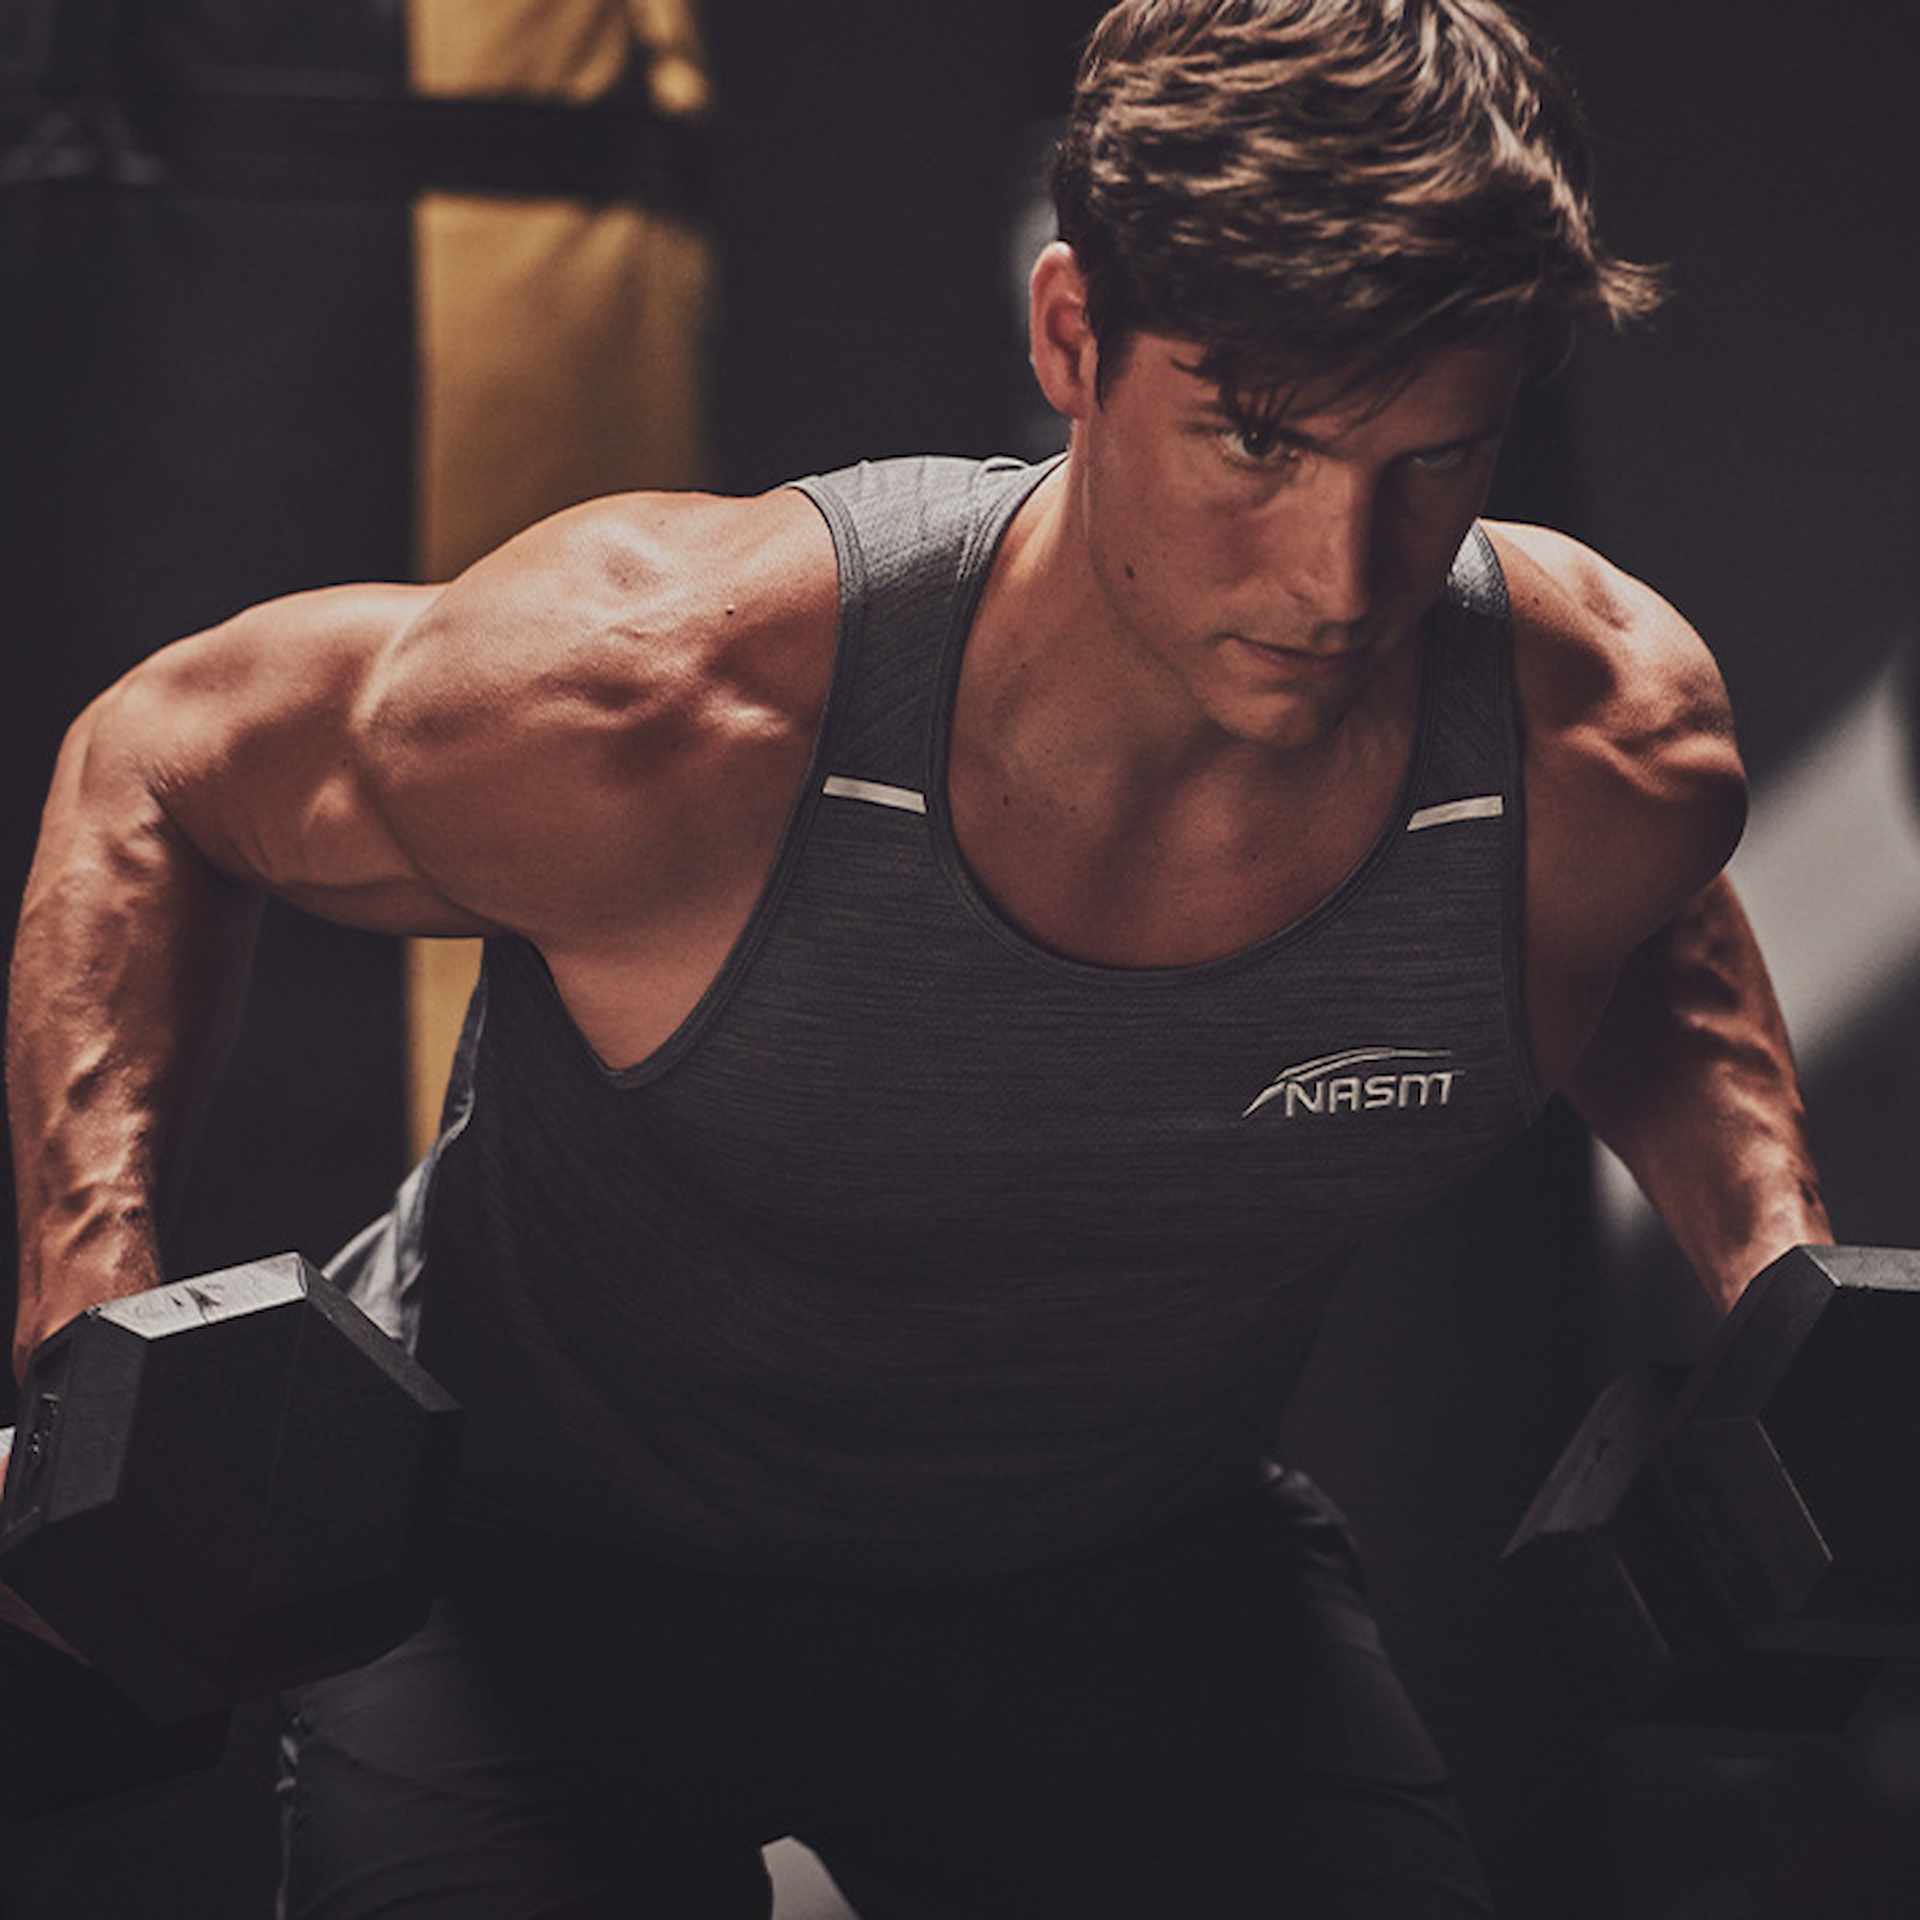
[9,1,1826,1912]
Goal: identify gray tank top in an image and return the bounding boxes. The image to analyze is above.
[376,453,1543,1578]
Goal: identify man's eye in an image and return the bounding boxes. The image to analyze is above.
[1409,445,1475,475]
[1218,424,1300,470]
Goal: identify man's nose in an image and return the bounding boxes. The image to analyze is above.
[1286,474,1375,634]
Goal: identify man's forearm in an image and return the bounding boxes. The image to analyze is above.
[1566,873,1830,1312]
[8,689,262,1382]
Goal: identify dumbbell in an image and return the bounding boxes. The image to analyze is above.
[0,1253,460,1817]
[1500,1244,1920,1734]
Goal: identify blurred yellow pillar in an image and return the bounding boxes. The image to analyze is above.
[403,0,712,1158]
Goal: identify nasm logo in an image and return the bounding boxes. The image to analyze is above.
[1242,1048,1459,1121]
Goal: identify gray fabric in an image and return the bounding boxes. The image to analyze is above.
[347,454,1540,1578]
[325,970,485,1351]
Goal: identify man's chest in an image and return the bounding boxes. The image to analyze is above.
[943,755,1407,973]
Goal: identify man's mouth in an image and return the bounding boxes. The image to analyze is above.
[1231,635,1370,668]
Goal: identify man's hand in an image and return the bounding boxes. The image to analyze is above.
[1565,874,1831,1311]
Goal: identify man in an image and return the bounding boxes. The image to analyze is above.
[8,0,1827,1912]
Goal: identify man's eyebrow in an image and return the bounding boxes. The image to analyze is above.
[1192,408,1509,455]
[1397,424,1510,458]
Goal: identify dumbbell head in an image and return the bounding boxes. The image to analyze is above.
[1660,1245,1920,1650]
[1498,1365,1718,1727]
[1501,1245,1920,1731]
[0,1254,460,1723]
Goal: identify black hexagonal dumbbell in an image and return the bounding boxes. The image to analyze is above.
[1500,1244,1920,1734]
[0,1254,460,1816]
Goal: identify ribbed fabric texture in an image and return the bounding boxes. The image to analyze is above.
[408,454,1543,1577]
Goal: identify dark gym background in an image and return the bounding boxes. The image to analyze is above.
[2,2,1916,1914]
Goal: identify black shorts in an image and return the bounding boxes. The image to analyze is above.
[276,1468,1494,1918]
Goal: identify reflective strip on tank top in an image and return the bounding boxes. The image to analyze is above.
[1407,795,1505,831]
[822,779,1505,833]
[823,775,928,814]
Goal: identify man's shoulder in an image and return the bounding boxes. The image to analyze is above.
[1482,521,1747,963]
[364,486,841,939]
[385,481,843,803]
[425,483,840,699]
[1484,521,1743,830]
[1482,521,1732,756]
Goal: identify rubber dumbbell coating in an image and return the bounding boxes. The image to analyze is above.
[1501,1243,1920,1731]
[0,1254,460,1725]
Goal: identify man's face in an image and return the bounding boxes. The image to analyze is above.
[1072,332,1524,752]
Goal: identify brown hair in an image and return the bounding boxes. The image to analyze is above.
[1051,0,1661,412]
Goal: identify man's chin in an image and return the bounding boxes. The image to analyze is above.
[1207,686,1361,754]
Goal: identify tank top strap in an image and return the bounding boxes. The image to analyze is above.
[1404,523,1523,828]
[790,454,1054,804]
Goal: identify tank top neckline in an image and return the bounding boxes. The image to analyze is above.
[921,456,1441,986]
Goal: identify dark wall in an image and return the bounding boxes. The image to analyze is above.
[1526,0,1917,788]
[702,1,1032,491]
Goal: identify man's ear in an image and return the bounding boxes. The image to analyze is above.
[1029,242,1101,421]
